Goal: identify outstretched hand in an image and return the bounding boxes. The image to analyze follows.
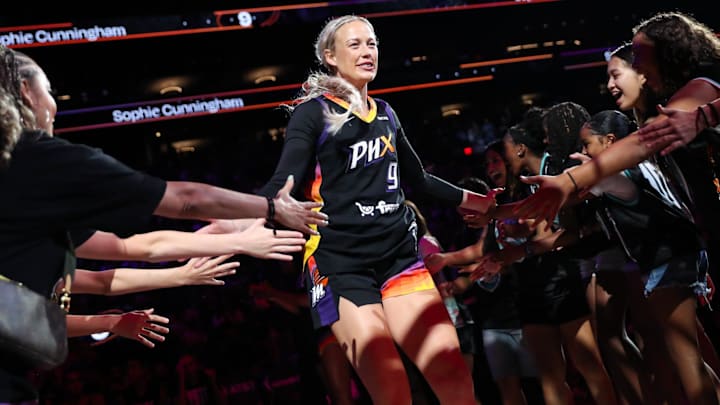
[637,105,699,156]
[424,252,448,274]
[458,254,503,282]
[459,187,504,228]
[92,308,170,348]
[513,174,570,231]
[236,218,307,261]
[179,254,239,286]
[273,175,329,235]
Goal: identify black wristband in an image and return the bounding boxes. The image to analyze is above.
[266,196,277,235]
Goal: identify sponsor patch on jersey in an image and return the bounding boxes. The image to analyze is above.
[354,200,400,216]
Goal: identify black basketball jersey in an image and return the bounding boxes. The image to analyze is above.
[260,95,463,273]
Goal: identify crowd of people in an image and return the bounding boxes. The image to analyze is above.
[1,8,720,405]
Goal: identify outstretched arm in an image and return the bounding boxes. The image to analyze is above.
[67,309,169,348]
[396,125,497,213]
[76,218,306,263]
[514,79,719,226]
[155,176,328,235]
[71,255,239,296]
[425,227,487,272]
[638,97,720,155]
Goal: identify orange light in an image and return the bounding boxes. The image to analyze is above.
[459,54,553,69]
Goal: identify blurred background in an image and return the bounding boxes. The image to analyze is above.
[3,1,718,403]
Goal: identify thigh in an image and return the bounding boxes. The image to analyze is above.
[523,324,566,376]
[383,289,459,368]
[482,329,521,380]
[331,298,408,389]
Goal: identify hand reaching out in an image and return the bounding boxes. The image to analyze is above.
[93,308,170,348]
[513,174,572,231]
[637,105,701,156]
[178,254,239,286]
[233,218,307,261]
[273,175,329,235]
[424,252,448,274]
[458,187,504,228]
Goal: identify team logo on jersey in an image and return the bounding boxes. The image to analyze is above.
[307,256,328,307]
[355,200,400,216]
[348,133,396,170]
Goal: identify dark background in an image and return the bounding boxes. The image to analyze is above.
[3,1,719,404]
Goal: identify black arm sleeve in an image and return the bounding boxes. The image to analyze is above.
[395,113,464,206]
[257,101,322,198]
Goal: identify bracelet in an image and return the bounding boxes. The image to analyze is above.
[266,196,277,235]
[566,171,579,193]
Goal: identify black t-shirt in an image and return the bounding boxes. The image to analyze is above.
[0,131,166,402]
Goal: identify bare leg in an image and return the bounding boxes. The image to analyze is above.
[495,376,528,405]
[331,299,412,405]
[626,273,683,405]
[647,288,718,405]
[560,316,618,405]
[319,340,356,405]
[697,317,720,402]
[383,289,477,405]
[523,324,573,405]
[594,271,655,404]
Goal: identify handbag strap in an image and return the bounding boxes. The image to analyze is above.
[59,232,76,313]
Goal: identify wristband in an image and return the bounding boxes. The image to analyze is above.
[266,196,277,235]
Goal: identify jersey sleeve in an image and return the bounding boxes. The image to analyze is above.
[393,110,463,206]
[257,101,324,198]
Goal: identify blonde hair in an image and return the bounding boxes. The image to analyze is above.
[287,15,375,134]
